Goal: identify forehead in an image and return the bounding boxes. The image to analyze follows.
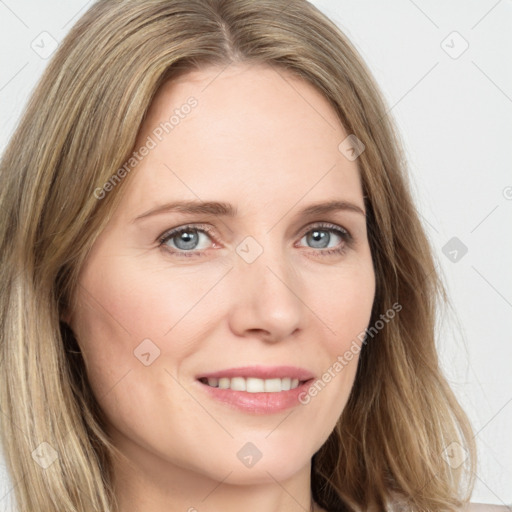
[122,63,363,215]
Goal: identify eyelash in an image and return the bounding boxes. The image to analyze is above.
[158,222,353,259]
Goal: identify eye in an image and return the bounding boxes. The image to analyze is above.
[158,222,352,258]
[297,222,352,257]
[159,224,215,257]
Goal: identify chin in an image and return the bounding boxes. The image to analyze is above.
[221,458,310,486]
[199,442,313,485]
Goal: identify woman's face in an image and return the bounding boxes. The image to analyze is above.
[67,63,375,487]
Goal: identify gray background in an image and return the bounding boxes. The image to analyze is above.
[0,0,511,508]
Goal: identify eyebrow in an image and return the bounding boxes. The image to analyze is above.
[132,199,366,223]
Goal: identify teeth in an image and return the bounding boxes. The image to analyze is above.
[218,377,229,389]
[279,377,291,391]
[205,376,302,392]
[230,377,246,391]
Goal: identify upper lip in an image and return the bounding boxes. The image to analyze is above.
[196,365,315,381]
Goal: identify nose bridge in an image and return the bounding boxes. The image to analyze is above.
[235,231,291,289]
[227,230,305,341]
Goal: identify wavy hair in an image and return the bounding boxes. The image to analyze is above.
[0,0,476,510]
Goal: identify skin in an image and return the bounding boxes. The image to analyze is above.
[66,62,376,512]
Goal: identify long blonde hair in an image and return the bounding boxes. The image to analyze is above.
[0,0,476,510]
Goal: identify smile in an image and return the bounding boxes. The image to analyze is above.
[198,376,305,392]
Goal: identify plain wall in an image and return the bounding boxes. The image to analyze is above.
[0,0,510,509]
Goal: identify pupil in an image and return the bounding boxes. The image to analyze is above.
[310,230,329,248]
[176,230,198,250]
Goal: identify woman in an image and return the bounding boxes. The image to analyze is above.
[0,0,485,510]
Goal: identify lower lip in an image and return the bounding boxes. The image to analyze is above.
[196,379,314,414]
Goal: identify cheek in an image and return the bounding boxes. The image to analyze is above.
[74,256,203,346]
[69,264,195,439]
[70,256,226,398]
[90,257,228,336]
[313,261,375,350]
[294,261,374,427]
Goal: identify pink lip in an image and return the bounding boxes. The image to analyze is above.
[195,365,316,414]
[196,365,315,381]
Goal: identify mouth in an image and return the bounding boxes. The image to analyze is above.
[198,376,310,393]
[194,366,316,414]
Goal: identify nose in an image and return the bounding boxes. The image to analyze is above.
[227,238,307,343]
